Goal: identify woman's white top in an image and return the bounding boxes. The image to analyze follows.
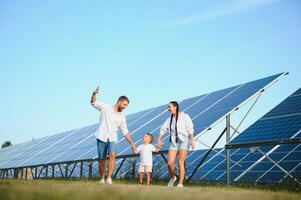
[159,112,194,142]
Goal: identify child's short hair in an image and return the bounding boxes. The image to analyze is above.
[146,133,154,143]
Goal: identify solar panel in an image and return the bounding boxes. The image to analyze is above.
[228,88,301,148]
[0,72,286,170]
[116,144,300,183]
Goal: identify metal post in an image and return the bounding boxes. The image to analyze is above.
[226,114,231,185]
[25,168,28,180]
[80,161,83,179]
[35,166,38,179]
[65,164,69,178]
[52,165,55,178]
[68,163,77,179]
[37,166,44,179]
[45,165,48,178]
[13,169,17,179]
[21,168,24,179]
[58,164,64,177]
[188,127,227,181]
[114,158,126,178]
[131,158,136,179]
[88,162,93,179]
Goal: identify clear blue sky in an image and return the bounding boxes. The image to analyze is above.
[0,0,300,145]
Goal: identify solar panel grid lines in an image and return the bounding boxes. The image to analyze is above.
[229,88,301,147]
[255,144,301,182]
[198,148,241,180]
[16,128,82,168]
[231,129,301,182]
[280,161,301,183]
[47,133,94,164]
[0,136,51,168]
[262,91,301,119]
[194,72,288,140]
[255,148,299,183]
[215,150,253,181]
[131,143,299,183]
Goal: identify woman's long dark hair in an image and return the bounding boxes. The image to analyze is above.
[169,101,179,143]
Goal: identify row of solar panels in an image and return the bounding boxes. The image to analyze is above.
[0,72,291,171]
[111,143,300,183]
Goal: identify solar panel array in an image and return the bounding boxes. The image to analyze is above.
[0,73,286,173]
[113,88,301,183]
[229,88,301,147]
[115,143,301,183]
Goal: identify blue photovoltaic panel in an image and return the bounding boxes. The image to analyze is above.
[229,88,301,145]
[0,73,286,169]
[116,144,300,183]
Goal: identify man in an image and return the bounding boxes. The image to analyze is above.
[90,87,136,184]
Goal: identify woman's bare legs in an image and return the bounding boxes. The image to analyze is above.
[167,150,177,179]
[177,150,187,185]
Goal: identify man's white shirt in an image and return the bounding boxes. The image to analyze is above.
[91,101,129,142]
[137,144,156,166]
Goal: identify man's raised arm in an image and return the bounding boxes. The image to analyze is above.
[90,87,99,104]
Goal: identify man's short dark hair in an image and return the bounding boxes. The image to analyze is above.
[117,96,129,103]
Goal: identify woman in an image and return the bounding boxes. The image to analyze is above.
[157,101,195,187]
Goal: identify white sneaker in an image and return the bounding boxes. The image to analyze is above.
[106,177,113,184]
[177,184,183,188]
[98,178,105,184]
[167,176,177,187]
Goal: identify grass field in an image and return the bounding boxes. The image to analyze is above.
[0,179,300,200]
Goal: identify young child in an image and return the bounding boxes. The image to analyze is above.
[134,133,160,185]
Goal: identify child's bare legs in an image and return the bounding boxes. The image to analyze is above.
[138,172,143,185]
[146,172,151,185]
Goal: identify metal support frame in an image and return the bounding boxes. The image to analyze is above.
[65,164,69,178]
[34,166,38,179]
[0,89,266,182]
[230,93,262,140]
[160,153,168,163]
[186,93,263,183]
[24,168,27,179]
[21,168,24,179]
[0,83,282,183]
[45,165,48,178]
[80,162,83,178]
[68,163,77,179]
[256,148,301,185]
[88,162,93,179]
[187,127,227,181]
[131,158,136,179]
[58,164,64,177]
[226,138,301,149]
[52,165,55,178]
[37,166,44,179]
[114,158,126,178]
[226,115,231,186]
[159,153,182,180]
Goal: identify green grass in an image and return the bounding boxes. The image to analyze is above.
[0,179,300,200]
